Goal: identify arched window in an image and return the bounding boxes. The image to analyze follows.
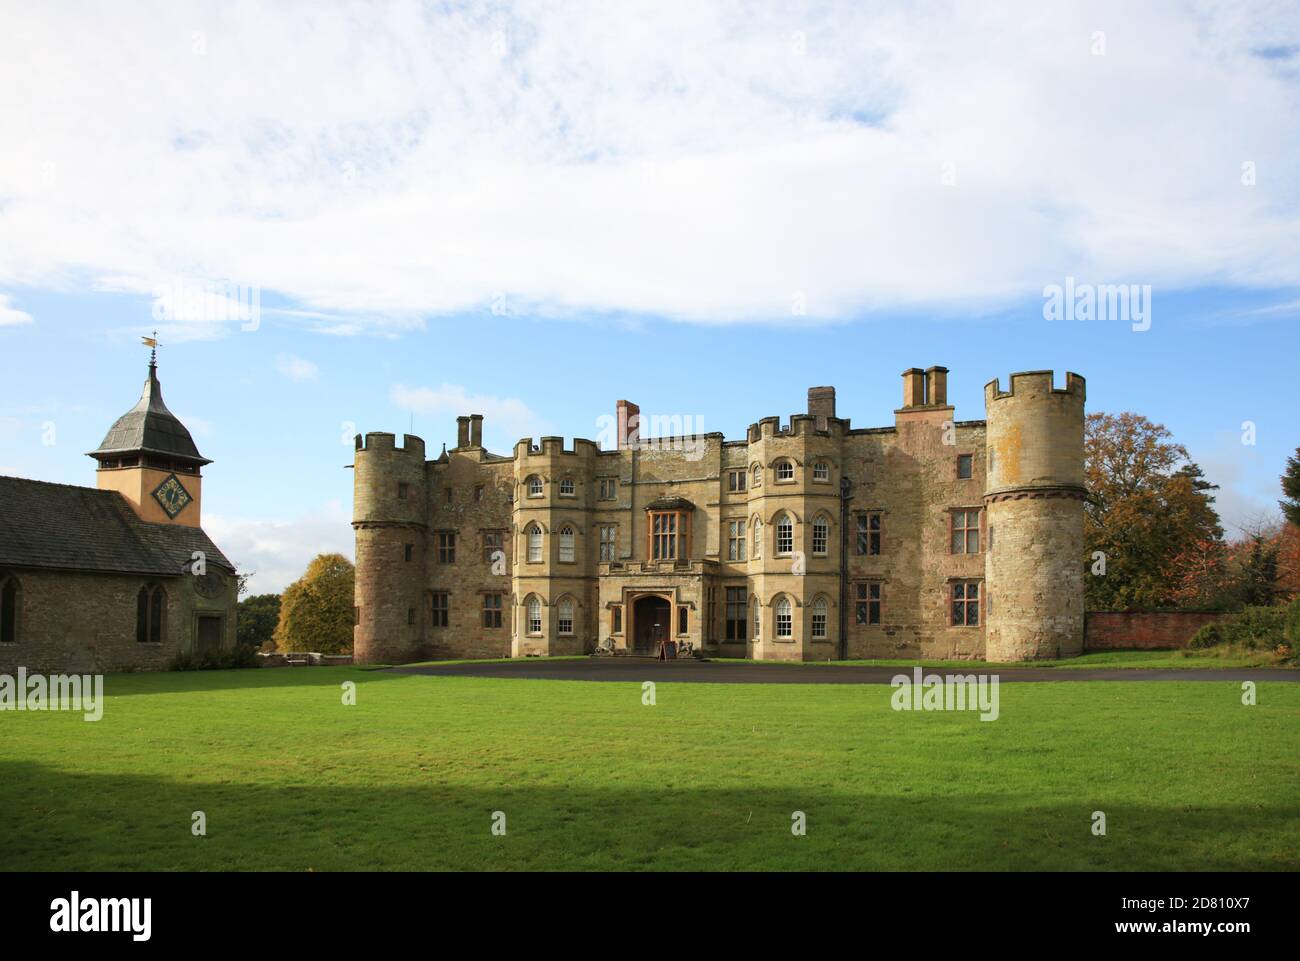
[526,596,542,635]
[775,459,794,482]
[557,597,575,635]
[559,477,575,496]
[136,583,166,644]
[812,596,828,639]
[812,515,830,556]
[526,524,543,562]
[813,460,830,482]
[559,525,575,563]
[752,464,763,487]
[0,573,19,644]
[752,518,763,559]
[526,475,543,497]
[752,596,761,638]
[775,514,794,555]
[775,595,793,638]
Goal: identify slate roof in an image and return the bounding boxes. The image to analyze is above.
[0,475,233,577]
[88,363,210,465]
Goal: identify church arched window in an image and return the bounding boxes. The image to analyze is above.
[136,583,166,644]
[0,573,19,645]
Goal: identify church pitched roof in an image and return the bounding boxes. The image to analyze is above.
[87,362,210,466]
[0,476,233,576]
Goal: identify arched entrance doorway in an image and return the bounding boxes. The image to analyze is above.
[632,595,671,654]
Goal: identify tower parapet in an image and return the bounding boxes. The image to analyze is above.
[983,371,1086,660]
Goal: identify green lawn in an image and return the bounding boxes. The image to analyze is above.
[783,648,1296,670]
[2,667,1296,871]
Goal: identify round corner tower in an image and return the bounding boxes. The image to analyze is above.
[352,432,428,664]
[982,371,1086,660]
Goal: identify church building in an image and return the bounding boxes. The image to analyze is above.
[0,355,236,674]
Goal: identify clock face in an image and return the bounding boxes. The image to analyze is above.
[152,473,193,519]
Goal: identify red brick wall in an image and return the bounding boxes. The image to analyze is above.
[1084,611,1227,651]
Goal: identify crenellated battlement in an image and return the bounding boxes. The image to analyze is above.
[356,432,427,458]
[984,370,1086,406]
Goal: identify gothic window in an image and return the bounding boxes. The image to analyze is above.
[526,524,543,563]
[752,518,762,559]
[775,459,795,482]
[611,605,623,634]
[677,606,688,635]
[526,475,543,497]
[559,525,575,563]
[649,511,688,561]
[752,464,763,488]
[0,574,19,644]
[136,583,166,643]
[557,597,574,635]
[526,595,542,635]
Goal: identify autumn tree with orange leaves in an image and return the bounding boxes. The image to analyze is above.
[1084,412,1224,610]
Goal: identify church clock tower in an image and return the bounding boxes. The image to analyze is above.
[87,351,211,528]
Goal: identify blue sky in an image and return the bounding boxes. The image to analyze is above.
[1,1,1298,592]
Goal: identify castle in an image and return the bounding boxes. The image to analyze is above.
[351,367,1087,664]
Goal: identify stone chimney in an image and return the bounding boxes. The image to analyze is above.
[901,369,926,408]
[925,366,948,406]
[469,414,483,448]
[456,416,470,449]
[616,400,641,450]
[807,386,836,430]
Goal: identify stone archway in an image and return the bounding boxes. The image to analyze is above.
[631,594,671,655]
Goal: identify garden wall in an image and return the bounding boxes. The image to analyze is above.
[1083,611,1227,651]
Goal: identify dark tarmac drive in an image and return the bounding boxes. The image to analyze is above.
[389,657,1299,684]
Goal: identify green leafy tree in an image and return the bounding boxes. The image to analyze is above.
[1084,412,1224,610]
[273,553,355,654]
[1281,447,1300,527]
[237,593,281,650]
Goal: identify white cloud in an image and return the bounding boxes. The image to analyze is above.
[204,501,354,595]
[275,353,319,382]
[1,2,1299,327]
[0,294,33,327]
[390,383,549,442]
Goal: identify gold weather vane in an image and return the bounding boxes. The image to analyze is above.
[141,331,160,365]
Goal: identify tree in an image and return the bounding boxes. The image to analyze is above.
[273,553,355,654]
[237,593,281,650]
[1084,412,1224,610]
[1281,447,1300,527]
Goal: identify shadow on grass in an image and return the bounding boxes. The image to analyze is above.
[100,666,400,698]
[1,760,1295,872]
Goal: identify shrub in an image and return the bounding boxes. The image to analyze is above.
[1188,623,1225,649]
[1284,598,1300,646]
[170,645,260,671]
[1228,606,1287,649]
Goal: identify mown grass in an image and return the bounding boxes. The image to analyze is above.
[1,667,1295,871]
[762,648,1294,670]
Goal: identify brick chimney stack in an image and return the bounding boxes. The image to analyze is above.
[616,399,641,450]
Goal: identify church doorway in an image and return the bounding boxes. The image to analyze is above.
[632,595,671,654]
[195,615,223,654]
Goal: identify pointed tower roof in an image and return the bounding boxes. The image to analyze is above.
[88,360,211,466]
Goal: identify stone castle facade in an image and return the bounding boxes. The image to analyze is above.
[351,367,1087,664]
